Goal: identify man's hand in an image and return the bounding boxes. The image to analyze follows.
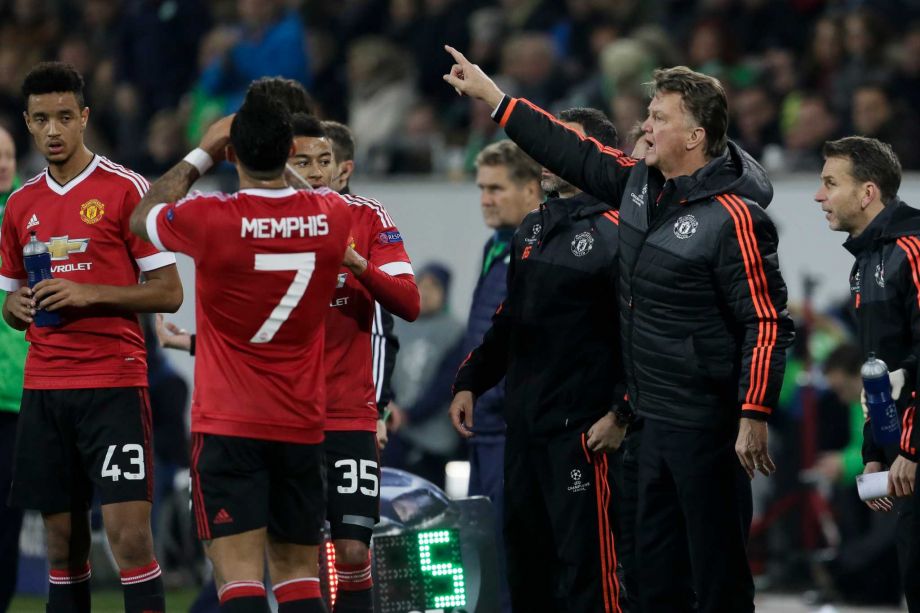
[376,419,388,451]
[861,368,907,419]
[735,418,776,479]
[386,402,406,432]
[449,391,475,438]
[864,461,894,511]
[443,45,506,109]
[888,455,917,498]
[3,287,36,328]
[33,279,97,311]
[343,247,368,276]
[586,412,627,453]
[155,314,192,352]
[198,114,235,163]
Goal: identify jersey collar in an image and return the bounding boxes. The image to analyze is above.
[238,187,297,198]
[44,155,100,196]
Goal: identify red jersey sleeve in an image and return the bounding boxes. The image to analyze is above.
[120,179,176,272]
[354,196,419,320]
[146,191,217,259]
[0,193,25,291]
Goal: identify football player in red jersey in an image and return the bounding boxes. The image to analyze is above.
[288,115,419,613]
[0,62,182,613]
[131,93,352,613]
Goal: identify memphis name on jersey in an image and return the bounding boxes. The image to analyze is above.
[241,214,329,239]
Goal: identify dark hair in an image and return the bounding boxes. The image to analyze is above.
[230,92,292,178]
[822,136,901,203]
[474,139,541,186]
[245,77,315,115]
[650,66,728,158]
[320,121,355,163]
[291,113,325,139]
[823,342,863,376]
[559,107,618,148]
[22,62,85,108]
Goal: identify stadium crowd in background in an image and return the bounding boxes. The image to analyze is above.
[3,0,920,179]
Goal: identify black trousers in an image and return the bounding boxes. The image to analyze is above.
[612,427,640,612]
[0,412,23,612]
[504,426,621,613]
[636,418,754,613]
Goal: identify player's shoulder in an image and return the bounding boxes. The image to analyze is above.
[94,156,151,197]
[5,171,47,210]
[340,192,396,228]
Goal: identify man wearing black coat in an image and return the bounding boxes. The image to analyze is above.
[444,47,794,612]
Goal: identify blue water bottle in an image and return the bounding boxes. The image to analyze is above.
[23,231,61,327]
[861,353,901,446]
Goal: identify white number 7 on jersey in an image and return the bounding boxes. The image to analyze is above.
[250,252,316,343]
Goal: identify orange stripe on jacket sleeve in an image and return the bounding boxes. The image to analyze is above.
[516,98,636,167]
[742,403,773,415]
[717,195,778,407]
[896,237,920,309]
[498,98,518,128]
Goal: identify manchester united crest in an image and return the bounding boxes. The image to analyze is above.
[673,214,699,239]
[79,199,105,225]
[571,231,594,257]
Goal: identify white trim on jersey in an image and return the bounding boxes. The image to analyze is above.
[98,158,150,198]
[371,301,385,404]
[44,155,101,196]
[136,251,176,272]
[340,194,395,228]
[379,261,414,277]
[0,275,24,292]
[238,187,297,199]
[146,204,168,252]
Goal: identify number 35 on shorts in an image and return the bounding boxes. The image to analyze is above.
[335,459,379,496]
[101,444,146,481]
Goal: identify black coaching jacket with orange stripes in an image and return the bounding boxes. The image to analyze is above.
[453,191,625,437]
[492,95,794,429]
[844,197,920,462]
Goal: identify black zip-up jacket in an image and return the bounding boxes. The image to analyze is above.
[844,198,920,462]
[453,192,625,436]
[493,96,794,429]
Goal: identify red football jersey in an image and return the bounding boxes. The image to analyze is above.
[148,186,351,444]
[0,156,175,389]
[325,193,413,432]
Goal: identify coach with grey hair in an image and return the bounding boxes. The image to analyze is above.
[444,47,794,612]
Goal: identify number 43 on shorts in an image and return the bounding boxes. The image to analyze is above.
[101,444,146,481]
[335,459,379,496]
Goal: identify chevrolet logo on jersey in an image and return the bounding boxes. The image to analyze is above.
[47,236,90,260]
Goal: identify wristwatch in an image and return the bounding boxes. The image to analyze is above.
[612,404,637,428]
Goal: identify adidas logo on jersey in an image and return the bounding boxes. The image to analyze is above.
[213,508,234,525]
[26,214,39,229]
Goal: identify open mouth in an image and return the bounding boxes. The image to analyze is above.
[47,142,65,155]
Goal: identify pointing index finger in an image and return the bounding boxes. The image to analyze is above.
[444,45,467,65]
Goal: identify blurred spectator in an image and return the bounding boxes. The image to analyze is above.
[499,0,560,33]
[730,84,782,162]
[851,82,920,169]
[347,36,418,166]
[137,110,187,176]
[810,343,902,606]
[499,33,564,109]
[781,93,839,172]
[385,263,465,487]
[802,15,845,100]
[198,0,310,114]
[374,100,447,174]
[891,22,920,111]
[831,8,893,115]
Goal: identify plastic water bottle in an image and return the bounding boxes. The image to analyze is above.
[23,231,61,327]
[861,353,901,446]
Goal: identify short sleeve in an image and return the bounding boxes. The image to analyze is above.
[121,183,176,272]
[146,191,216,259]
[0,197,26,291]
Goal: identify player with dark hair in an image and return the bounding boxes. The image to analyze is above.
[287,116,419,613]
[130,93,353,613]
[319,121,356,194]
[0,62,182,613]
[244,76,316,116]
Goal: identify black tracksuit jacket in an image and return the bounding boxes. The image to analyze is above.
[846,198,920,462]
[453,191,625,437]
[493,95,794,429]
